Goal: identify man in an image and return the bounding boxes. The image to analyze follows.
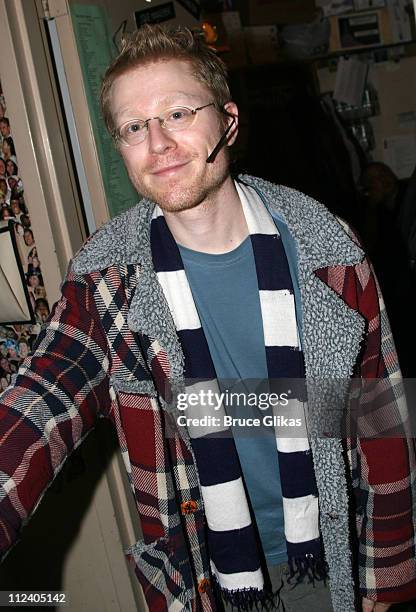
[0,117,10,140]
[0,25,415,612]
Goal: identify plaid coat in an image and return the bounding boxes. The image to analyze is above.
[0,176,415,611]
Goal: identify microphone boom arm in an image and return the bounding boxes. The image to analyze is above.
[206,115,236,163]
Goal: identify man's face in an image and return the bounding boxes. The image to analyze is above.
[0,122,10,138]
[109,60,237,213]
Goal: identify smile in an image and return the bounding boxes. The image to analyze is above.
[151,162,189,176]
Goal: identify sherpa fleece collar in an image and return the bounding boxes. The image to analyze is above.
[72,175,364,276]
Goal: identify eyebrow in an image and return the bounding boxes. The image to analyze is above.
[114,92,205,121]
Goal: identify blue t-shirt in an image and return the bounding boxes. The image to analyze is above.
[178,237,287,566]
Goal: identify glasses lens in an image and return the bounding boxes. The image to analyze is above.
[162,107,194,131]
[119,120,146,145]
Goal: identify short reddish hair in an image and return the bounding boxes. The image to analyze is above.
[100,24,231,138]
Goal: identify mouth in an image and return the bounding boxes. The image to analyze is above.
[151,162,189,177]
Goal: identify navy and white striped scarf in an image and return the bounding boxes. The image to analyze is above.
[150,181,325,607]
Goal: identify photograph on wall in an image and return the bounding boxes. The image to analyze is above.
[0,78,51,389]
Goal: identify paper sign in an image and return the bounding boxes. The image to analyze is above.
[333,56,368,106]
[386,0,412,43]
[383,135,416,179]
[316,0,354,16]
[398,111,416,129]
[71,4,139,218]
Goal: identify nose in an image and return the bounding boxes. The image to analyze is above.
[146,118,177,155]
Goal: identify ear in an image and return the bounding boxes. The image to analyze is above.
[224,101,239,146]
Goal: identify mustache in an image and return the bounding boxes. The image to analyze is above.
[145,152,198,174]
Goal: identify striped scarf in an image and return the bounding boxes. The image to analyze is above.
[150,181,325,608]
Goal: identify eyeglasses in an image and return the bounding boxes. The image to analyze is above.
[114,102,215,147]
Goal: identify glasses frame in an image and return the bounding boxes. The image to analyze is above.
[114,102,216,147]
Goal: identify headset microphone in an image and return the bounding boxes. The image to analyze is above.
[206,117,236,163]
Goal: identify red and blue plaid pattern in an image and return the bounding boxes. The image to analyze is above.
[316,223,416,604]
[0,216,415,610]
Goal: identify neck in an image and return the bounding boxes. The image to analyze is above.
[162,177,248,254]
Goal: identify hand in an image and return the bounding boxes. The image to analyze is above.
[362,597,393,611]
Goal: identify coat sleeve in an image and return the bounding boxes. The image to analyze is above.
[0,268,111,561]
[316,219,416,602]
[353,255,416,604]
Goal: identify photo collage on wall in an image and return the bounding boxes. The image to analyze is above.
[0,78,51,391]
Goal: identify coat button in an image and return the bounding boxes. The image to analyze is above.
[327,511,339,519]
[198,578,210,594]
[181,500,198,515]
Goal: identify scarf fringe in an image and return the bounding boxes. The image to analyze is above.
[288,555,328,586]
[212,575,285,612]
[212,557,328,611]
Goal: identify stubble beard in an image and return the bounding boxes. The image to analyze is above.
[129,153,231,214]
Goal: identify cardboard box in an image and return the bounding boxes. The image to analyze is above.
[241,0,316,26]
